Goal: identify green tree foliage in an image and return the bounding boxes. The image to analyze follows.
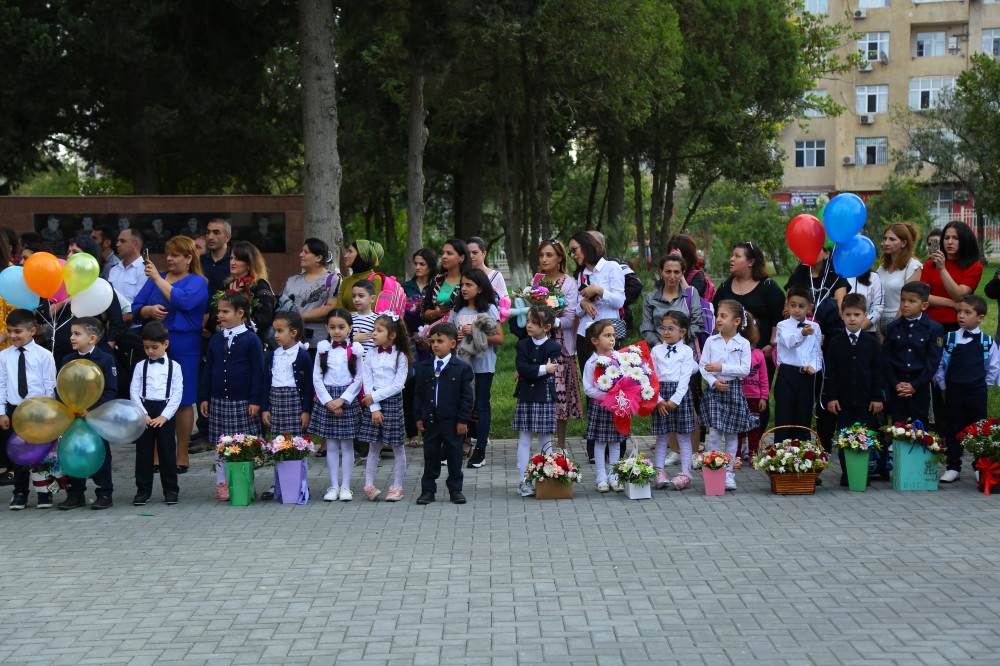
[863,176,932,250]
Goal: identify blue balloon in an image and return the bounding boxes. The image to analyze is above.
[832,234,877,279]
[824,193,867,243]
[0,266,40,310]
[57,418,105,478]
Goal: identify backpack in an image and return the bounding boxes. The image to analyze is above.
[373,273,406,316]
[941,330,995,375]
[688,269,716,304]
[684,286,715,354]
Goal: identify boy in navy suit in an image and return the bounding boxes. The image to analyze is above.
[882,282,944,426]
[59,317,118,510]
[823,294,884,485]
[414,322,474,505]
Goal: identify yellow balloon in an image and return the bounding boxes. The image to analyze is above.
[56,359,105,413]
[12,397,75,443]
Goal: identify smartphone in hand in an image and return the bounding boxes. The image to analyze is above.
[928,236,940,256]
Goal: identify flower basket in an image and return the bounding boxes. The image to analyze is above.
[217,434,265,506]
[842,449,870,492]
[611,449,656,499]
[753,428,832,495]
[960,419,1000,494]
[702,466,726,496]
[833,424,881,492]
[226,461,255,506]
[274,459,309,504]
[883,421,942,491]
[625,482,652,500]
[535,478,573,500]
[525,450,580,499]
[768,471,822,495]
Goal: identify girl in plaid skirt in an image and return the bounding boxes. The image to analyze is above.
[582,319,626,493]
[649,312,699,491]
[360,314,413,502]
[698,300,754,491]
[512,306,563,497]
[310,309,365,502]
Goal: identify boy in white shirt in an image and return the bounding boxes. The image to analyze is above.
[773,286,823,442]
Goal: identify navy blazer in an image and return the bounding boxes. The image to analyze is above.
[198,330,266,405]
[261,346,313,415]
[60,346,117,410]
[513,337,562,403]
[883,313,944,391]
[413,355,474,424]
[822,332,884,407]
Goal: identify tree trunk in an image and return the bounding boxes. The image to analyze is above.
[298,0,343,259]
[605,150,625,232]
[496,100,528,288]
[131,141,158,195]
[404,69,428,279]
[535,42,552,242]
[586,154,603,228]
[631,154,645,268]
[649,148,663,257]
[519,38,540,265]
[454,138,485,239]
[657,139,681,255]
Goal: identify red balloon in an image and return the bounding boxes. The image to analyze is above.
[786,214,825,265]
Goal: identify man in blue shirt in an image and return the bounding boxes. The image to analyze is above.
[200,218,232,297]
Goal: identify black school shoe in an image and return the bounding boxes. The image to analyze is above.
[92,496,113,510]
[9,492,26,510]
[164,492,179,505]
[467,448,486,468]
[58,495,86,510]
[450,492,466,504]
[36,493,53,509]
[133,493,151,506]
[416,491,435,505]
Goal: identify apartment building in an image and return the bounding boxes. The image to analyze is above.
[777,0,1000,228]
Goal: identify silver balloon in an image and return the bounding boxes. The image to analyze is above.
[84,399,147,444]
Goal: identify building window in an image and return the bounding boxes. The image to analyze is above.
[803,90,827,118]
[858,0,889,7]
[916,32,946,57]
[795,140,826,168]
[909,76,954,110]
[860,32,890,62]
[855,137,888,166]
[983,29,1000,57]
[856,85,888,114]
[802,0,828,13]
[931,190,953,222]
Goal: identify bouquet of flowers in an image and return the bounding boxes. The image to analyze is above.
[882,419,945,460]
[524,451,581,486]
[30,451,68,494]
[216,433,265,466]
[611,454,657,485]
[405,293,423,313]
[752,439,832,474]
[512,274,567,312]
[692,450,733,470]
[593,341,660,434]
[833,423,882,452]
[958,418,1000,459]
[264,434,317,462]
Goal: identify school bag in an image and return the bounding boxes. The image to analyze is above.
[372,273,406,316]
[684,286,715,355]
[688,269,716,304]
[940,330,995,374]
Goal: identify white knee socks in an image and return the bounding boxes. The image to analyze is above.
[654,435,669,469]
[517,432,533,483]
[326,439,353,487]
[392,446,406,488]
[594,442,621,484]
[677,432,693,474]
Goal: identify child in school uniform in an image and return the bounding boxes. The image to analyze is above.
[582,319,628,493]
[130,321,182,506]
[59,316,118,510]
[649,312,699,491]
[823,293,884,486]
[882,281,944,426]
[737,312,769,461]
[198,292,266,502]
[414,321,475,505]
[932,294,1000,483]
[699,300,754,491]
[512,306,562,497]
[773,286,823,442]
[310,308,365,502]
[359,314,412,502]
[1,310,57,511]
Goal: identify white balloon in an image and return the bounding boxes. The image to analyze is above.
[85,399,147,443]
[71,278,114,317]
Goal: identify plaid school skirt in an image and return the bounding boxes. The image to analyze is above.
[512,400,556,434]
[698,377,753,434]
[357,393,405,447]
[309,384,360,440]
[208,397,262,444]
[651,380,696,435]
[267,386,304,435]
[586,399,625,443]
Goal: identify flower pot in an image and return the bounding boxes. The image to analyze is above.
[892,440,937,491]
[625,481,651,500]
[843,448,870,492]
[274,459,309,504]
[768,471,821,495]
[702,467,726,496]
[535,478,573,499]
[225,461,255,506]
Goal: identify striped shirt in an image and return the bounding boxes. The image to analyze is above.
[352,312,378,357]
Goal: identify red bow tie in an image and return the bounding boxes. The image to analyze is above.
[377,346,393,354]
[330,340,348,349]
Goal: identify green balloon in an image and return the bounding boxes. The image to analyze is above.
[64,252,100,295]
[57,418,105,478]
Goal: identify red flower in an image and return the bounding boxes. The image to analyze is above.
[556,457,569,469]
[768,450,777,457]
[804,451,815,460]
[989,418,998,426]
[984,424,992,437]
[532,455,545,464]
[923,435,935,446]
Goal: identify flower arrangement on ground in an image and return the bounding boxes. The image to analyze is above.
[216,433,265,466]
[265,434,317,462]
[959,418,1000,459]
[513,275,568,312]
[524,451,581,485]
[752,439,832,475]
[692,450,733,470]
[592,341,659,434]
[833,423,882,452]
[30,451,68,494]
[611,454,657,486]
[882,420,945,463]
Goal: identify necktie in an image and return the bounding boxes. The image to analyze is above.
[964,330,977,340]
[849,333,857,345]
[377,346,393,354]
[666,345,677,358]
[149,357,165,365]
[17,347,27,399]
[330,340,348,350]
[223,329,237,347]
[434,360,444,377]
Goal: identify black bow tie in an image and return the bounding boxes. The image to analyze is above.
[964,330,979,339]
[78,352,91,358]
[797,322,806,328]
[666,344,677,357]
[149,357,165,364]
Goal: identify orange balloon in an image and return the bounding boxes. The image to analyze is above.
[23,252,64,298]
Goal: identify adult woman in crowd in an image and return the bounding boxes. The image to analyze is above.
[845,267,884,336]
[281,238,342,348]
[0,238,18,484]
[666,233,714,299]
[336,240,384,311]
[467,236,508,302]
[536,239,583,449]
[205,241,275,348]
[640,253,704,350]
[876,222,923,330]
[133,236,209,473]
[713,242,785,433]
[402,248,437,447]
[420,238,469,321]
[20,243,52,264]
[569,232,625,372]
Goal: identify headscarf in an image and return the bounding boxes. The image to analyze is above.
[351,239,384,273]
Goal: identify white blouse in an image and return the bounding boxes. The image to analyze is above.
[271,346,299,388]
[877,257,922,322]
[699,332,751,386]
[575,258,626,336]
[651,342,698,404]
[361,348,408,412]
[313,340,365,404]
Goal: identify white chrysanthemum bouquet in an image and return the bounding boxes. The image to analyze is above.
[593,341,659,434]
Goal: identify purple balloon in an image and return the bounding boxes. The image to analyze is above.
[7,435,55,466]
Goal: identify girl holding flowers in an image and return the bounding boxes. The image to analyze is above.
[582,319,627,492]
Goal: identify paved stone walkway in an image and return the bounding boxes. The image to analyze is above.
[0,437,997,665]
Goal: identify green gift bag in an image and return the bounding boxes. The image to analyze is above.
[843,448,869,492]
[226,461,255,506]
